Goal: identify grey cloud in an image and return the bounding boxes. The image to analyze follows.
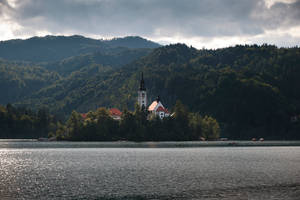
[253,0,300,30]
[253,34,300,47]
[4,0,300,39]
[0,0,10,7]
[0,0,12,16]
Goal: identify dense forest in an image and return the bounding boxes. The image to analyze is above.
[1,35,300,140]
[0,104,58,138]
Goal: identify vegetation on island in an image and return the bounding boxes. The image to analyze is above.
[55,101,220,141]
[0,35,300,140]
[0,101,220,141]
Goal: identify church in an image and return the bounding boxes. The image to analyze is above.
[137,73,170,119]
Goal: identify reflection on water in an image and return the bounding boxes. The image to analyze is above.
[0,141,299,199]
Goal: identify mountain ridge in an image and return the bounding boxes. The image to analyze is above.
[0,35,161,63]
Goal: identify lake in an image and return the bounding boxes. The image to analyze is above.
[0,140,299,199]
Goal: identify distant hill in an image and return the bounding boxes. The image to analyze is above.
[0,35,160,62]
[103,36,161,49]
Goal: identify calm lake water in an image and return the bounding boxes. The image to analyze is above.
[0,140,299,200]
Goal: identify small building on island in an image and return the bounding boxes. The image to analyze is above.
[137,72,170,119]
[148,96,170,119]
[81,108,122,121]
[109,108,122,120]
[81,113,88,119]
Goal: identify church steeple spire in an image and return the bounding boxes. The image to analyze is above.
[138,72,147,110]
[139,72,146,91]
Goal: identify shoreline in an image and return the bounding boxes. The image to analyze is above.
[1,139,300,148]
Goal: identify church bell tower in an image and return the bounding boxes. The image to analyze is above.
[138,72,147,110]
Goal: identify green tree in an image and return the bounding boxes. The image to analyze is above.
[201,116,220,140]
[172,100,190,140]
[189,113,203,140]
[66,110,83,140]
[94,108,118,140]
[120,109,139,141]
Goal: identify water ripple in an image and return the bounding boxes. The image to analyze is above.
[0,143,299,199]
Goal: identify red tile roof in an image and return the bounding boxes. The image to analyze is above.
[81,113,87,119]
[109,108,122,116]
[156,106,169,113]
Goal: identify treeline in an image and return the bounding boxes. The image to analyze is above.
[0,104,59,138]
[55,101,220,141]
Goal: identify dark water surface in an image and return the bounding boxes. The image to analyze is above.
[0,140,299,200]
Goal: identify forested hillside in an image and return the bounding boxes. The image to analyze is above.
[0,59,60,104]
[0,35,156,106]
[44,47,152,76]
[120,44,300,139]
[1,38,300,139]
[0,35,160,62]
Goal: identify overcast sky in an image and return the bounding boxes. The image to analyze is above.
[0,0,300,48]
